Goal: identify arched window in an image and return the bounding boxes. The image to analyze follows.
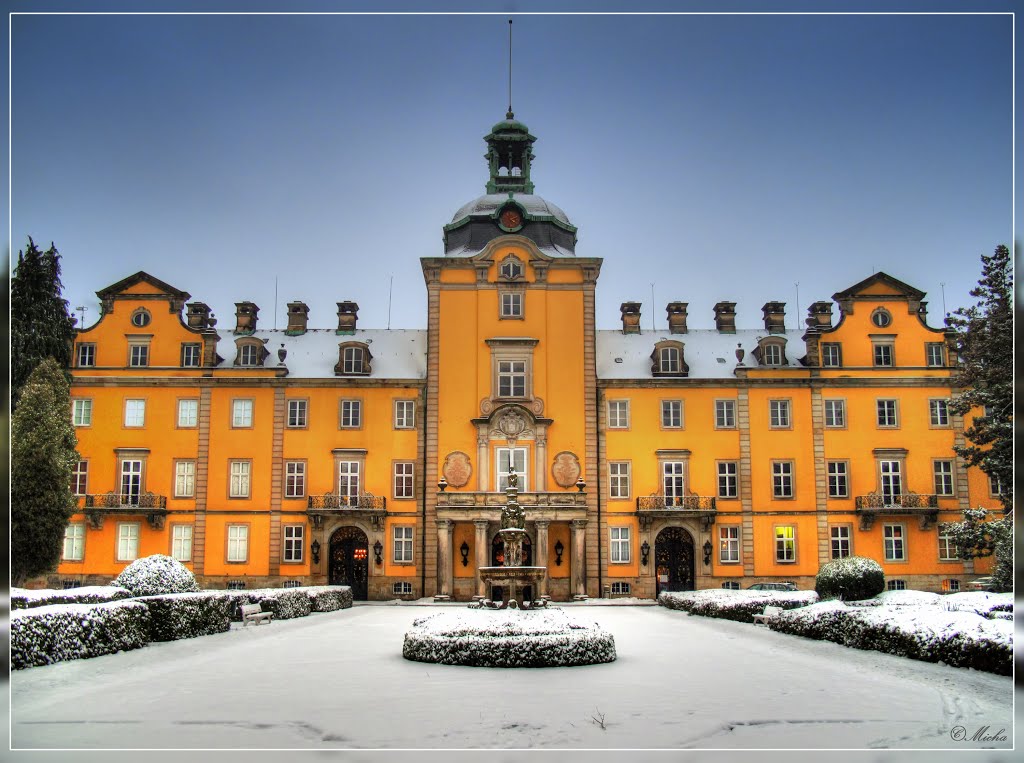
[650,340,688,377]
[335,342,372,376]
[753,337,788,366]
[234,338,267,367]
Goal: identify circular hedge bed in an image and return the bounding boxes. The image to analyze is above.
[402,608,616,668]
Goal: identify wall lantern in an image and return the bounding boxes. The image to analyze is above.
[438,476,448,492]
[373,540,383,566]
[702,540,713,566]
[460,541,470,567]
[554,539,564,566]
[310,539,321,565]
[640,540,651,567]
[575,476,586,493]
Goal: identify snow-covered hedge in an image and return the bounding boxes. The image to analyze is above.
[135,591,233,641]
[223,588,311,620]
[304,585,354,612]
[403,609,617,667]
[11,600,150,669]
[10,586,132,610]
[113,555,198,597]
[815,556,885,601]
[768,600,1012,675]
[658,589,819,622]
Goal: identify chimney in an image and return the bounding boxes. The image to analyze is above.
[807,301,833,330]
[620,302,642,334]
[186,302,211,329]
[713,301,737,333]
[336,301,359,334]
[286,301,309,335]
[666,302,688,334]
[234,302,259,334]
[762,301,786,334]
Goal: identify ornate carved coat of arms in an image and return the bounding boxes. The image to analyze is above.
[551,451,581,488]
[442,451,472,488]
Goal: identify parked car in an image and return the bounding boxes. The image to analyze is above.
[747,582,797,591]
[967,576,998,592]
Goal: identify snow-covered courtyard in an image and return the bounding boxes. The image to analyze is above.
[10,601,1012,750]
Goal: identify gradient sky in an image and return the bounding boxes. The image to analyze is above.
[8,5,1016,333]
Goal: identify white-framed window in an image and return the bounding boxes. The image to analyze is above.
[772,461,794,498]
[933,460,954,496]
[181,343,202,367]
[769,399,791,428]
[393,526,414,563]
[77,343,96,367]
[607,399,630,428]
[610,581,631,595]
[285,461,306,499]
[821,343,842,367]
[873,342,894,367]
[929,399,950,427]
[717,461,738,499]
[174,461,196,498]
[177,399,198,428]
[775,525,796,562]
[394,462,415,499]
[887,579,907,591]
[942,578,960,592]
[500,292,523,318]
[876,399,898,428]
[497,360,527,398]
[661,400,682,428]
[71,460,89,496]
[287,399,308,428]
[610,526,631,563]
[989,473,1005,497]
[171,525,193,562]
[283,525,304,563]
[129,343,150,367]
[883,523,906,561]
[238,344,260,366]
[721,581,740,590]
[342,346,366,375]
[340,399,362,428]
[394,399,416,429]
[719,525,740,563]
[663,461,685,506]
[72,399,93,427]
[925,343,945,367]
[871,308,892,328]
[120,460,143,505]
[231,399,254,428]
[715,399,737,429]
[63,523,85,561]
[227,524,249,562]
[124,399,146,427]
[496,447,528,492]
[761,344,783,366]
[824,399,846,428]
[117,522,140,562]
[937,526,959,561]
[879,460,903,503]
[608,462,630,499]
[393,581,413,595]
[130,309,151,328]
[827,461,849,498]
[830,525,851,559]
[659,346,682,374]
[499,258,523,280]
[338,461,360,504]
[283,579,302,588]
[229,461,251,498]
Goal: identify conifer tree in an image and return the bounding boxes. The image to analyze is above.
[11,238,77,409]
[11,358,81,586]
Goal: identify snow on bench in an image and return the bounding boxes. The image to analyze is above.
[240,603,273,626]
[752,605,783,625]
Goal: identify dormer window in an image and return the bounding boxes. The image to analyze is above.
[753,337,788,367]
[335,342,372,376]
[871,308,892,328]
[651,340,688,378]
[234,339,267,367]
[130,308,151,328]
[499,256,524,281]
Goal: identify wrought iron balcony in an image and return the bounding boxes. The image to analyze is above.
[306,494,387,530]
[82,492,168,530]
[854,492,939,530]
[636,495,717,531]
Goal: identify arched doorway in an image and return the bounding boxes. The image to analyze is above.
[490,532,533,602]
[655,526,695,593]
[329,526,369,600]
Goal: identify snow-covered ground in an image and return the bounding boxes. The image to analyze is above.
[8,602,1012,750]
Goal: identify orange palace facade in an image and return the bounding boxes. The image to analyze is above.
[58,115,996,599]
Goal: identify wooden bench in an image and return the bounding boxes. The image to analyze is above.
[752,605,783,625]
[240,603,273,626]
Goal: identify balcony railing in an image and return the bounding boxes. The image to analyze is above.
[635,495,717,531]
[81,492,168,530]
[307,494,386,510]
[854,492,939,530]
[435,490,587,510]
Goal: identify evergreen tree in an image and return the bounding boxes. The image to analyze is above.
[11,237,77,409]
[944,508,1012,592]
[11,358,80,586]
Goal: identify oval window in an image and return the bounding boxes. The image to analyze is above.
[871,309,891,328]
[131,309,151,328]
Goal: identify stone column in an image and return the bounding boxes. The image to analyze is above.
[435,519,453,600]
[571,518,588,599]
[474,519,490,599]
[477,435,489,492]
[534,519,550,598]
[535,434,547,491]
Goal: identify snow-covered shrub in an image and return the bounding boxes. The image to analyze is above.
[403,609,617,667]
[223,588,313,620]
[847,589,940,607]
[815,556,884,601]
[135,591,232,641]
[11,600,150,669]
[658,589,818,621]
[304,585,353,612]
[113,554,198,597]
[10,586,132,610]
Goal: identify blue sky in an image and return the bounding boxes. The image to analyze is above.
[9,6,1016,332]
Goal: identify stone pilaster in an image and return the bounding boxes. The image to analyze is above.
[268,386,285,576]
[810,384,830,566]
[474,519,490,598]
[435,519,453,599]
[571,518,588,598]
[534,519,550,598]
[192,385,212,576]
[737,387,755,576]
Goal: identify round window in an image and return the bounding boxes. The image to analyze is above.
[871,309,891,328]
[131,309,151,328]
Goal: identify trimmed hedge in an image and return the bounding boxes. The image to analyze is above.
[114,554,199,597]
[11,586,133,610]
[11,600,150,669]
[221,587,353,620]
[815,556,885,601]
[136,591,233,641]
[658,590,819,622]
[305,585,354,612]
